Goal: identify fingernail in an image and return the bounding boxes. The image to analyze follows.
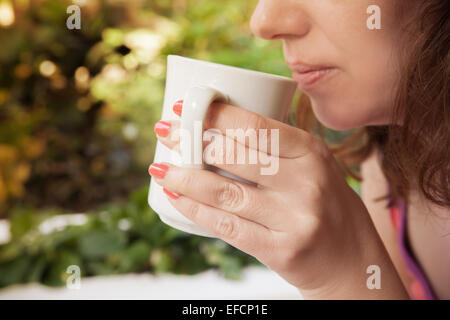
[163,188,180,199]
[148,163,168,179]
[173,100,183,117]
[154,120,171,137]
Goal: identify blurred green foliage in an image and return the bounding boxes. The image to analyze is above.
[0,186,259,288]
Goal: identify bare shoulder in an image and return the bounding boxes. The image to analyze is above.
[408,188,450,299]
[360,151,412,290]
[360,151,450,299]
[359,151,394,249]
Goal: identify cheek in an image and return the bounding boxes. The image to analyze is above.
[302,0,410,130]
[310,39,402,130]
[309,63,399,130]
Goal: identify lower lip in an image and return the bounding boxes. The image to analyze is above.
[292,68,336,89]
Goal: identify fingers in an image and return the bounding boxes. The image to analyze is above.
[155,119,291,188]
[149,162,287,229]
[165,192,276,261]
[204,101,315,159]
[154,121,291,189]
[156,99,317,159]
[202,130,285,187]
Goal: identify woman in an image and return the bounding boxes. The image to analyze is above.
[149,0,449,299]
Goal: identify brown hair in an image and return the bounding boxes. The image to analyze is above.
[296,0,450,207]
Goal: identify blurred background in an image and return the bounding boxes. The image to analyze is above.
[0,0,357,298]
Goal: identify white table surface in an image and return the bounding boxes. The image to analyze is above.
[0,266,302,300]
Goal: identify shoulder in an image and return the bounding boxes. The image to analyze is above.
[360,150,413,291]
[360,150,393,242]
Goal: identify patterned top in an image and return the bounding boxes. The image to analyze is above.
[387,196,437,300]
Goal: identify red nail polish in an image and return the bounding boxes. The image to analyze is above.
[163,188,180,199]
[173,100,183,117]
[154,120,171,137]
[148,163,168,179]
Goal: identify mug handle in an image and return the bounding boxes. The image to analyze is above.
[180,86,229,169]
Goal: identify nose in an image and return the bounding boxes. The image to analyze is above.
[250,0,310,40]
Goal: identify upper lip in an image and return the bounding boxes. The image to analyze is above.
[287,61,334,74]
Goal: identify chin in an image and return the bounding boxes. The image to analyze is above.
[309,97,379,131]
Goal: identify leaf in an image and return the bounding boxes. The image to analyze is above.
[78,230,127,260]
[26,255,48,283]
[44,251,82,287]
[0,254,31,287]
[117,240,151,273]
[149,249,173,274]
[219,256,242,280]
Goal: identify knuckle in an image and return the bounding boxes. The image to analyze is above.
[214,215,238,239]
[261,236,281,268]
[312,138,333,162]
[282,248,303,271]
[253,113,268,132]
[296,173,327,204]
[308,179,327,203]
[243,112,267,132]
[266,219,322,272]
[187,202,201,220]
[180,172,194,188]
[277,238,309,271]
[268,242,301,272]
[297,215,322,248]
[301,134,318,153]
[215,182,245,211]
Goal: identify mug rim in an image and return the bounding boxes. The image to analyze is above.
[167,55,296,83]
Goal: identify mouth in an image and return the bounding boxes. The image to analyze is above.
[288,62,337,89]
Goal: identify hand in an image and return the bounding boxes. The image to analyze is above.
[149,100,408,299]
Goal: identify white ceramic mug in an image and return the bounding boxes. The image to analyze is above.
[148,55,297,237]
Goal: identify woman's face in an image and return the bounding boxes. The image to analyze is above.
[250,0,417,130]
